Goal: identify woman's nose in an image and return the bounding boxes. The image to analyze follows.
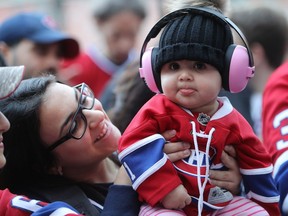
[84,109,106,129]
[0,112,10,133]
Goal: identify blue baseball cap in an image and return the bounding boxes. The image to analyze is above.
[0,12,79,59]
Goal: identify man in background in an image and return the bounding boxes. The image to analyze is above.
[0,12,79,78]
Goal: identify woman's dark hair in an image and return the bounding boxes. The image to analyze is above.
[107,60,155,133]
[0,75,57,190]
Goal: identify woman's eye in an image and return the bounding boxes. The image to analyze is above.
[169,62,180,70]
[70,113,86,138]
[70,119,79,135]
[80,95,87,106]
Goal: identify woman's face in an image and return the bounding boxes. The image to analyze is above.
[39,82,121,168]
[0,112,10,168]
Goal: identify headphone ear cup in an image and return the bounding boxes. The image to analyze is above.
[224,44,254,93]
[139,47,161,93]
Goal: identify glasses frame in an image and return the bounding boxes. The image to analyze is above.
[47,83,95,151]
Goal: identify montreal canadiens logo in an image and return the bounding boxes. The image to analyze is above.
[174,148,216,177]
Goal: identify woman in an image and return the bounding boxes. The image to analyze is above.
[0,75,241,215]
[0,66,83,215]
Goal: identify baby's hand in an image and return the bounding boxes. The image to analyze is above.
[161,185,191,209]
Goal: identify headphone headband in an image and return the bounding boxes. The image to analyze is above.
[140,7,254,68]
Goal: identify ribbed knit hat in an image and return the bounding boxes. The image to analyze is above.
[154,12,233,74]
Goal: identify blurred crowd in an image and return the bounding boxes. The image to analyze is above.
[0,0,288,215]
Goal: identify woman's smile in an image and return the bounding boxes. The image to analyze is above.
[95,121,109,142]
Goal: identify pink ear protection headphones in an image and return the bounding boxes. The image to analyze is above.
[139,7,255,94]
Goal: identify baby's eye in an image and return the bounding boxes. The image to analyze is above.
[169,62,180,70]
[194,62,206,70]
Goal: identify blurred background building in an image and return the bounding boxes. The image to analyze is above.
[0,0,287,53]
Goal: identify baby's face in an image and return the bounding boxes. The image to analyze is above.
[160,59,222,112]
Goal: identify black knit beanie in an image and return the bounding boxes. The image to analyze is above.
[154,12,233,74]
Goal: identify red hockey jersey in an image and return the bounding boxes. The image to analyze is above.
[60,47,137,98]
[119,95,280,215]
[262,60,288,215]
[0,189,82,216]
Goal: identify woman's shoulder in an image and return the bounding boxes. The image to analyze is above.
[26,175,102,215]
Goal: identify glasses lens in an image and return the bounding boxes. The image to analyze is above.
[70,113,87,139]
[76,84,94,110]
[70,83,95,139]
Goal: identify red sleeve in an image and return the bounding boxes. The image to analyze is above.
[0,189,82,216]
[0,189,38,216]
[262,61,288,163]
[118,96,182,205]
[262,61,288,215]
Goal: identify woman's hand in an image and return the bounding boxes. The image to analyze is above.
[163,131,241,195]
[209,145,241,195]
[162,129,191,162]
[162,131,241,195]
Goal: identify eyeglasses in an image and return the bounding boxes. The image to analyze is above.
[47,83,95,151]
